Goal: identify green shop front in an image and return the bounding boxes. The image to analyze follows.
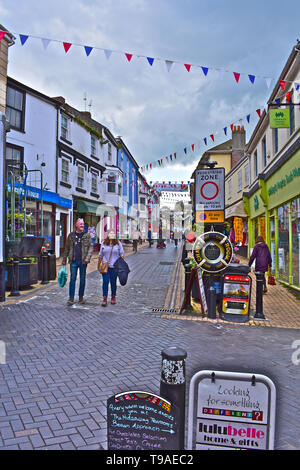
[244,137,300,291]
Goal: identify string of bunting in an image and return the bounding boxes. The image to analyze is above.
[1,30,300,91]
[140,83,300,173]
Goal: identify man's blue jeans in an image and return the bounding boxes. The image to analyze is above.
[69,261,87,299]
[102,268,117,297]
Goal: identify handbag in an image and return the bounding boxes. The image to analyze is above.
[98,246,113,274]
[268,274,276,286]
[58,265,68,287]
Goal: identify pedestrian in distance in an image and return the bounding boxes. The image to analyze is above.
[248,235,272,294]
[148,229,152,247]
[98,229,124,306]
[62,218,93,305]
[131,227,139,253]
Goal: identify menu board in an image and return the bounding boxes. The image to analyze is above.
[107,391,180,450]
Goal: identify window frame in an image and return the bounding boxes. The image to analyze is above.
[77,165,85,189]
[91,135,97,157]
[6,85,26,131]
[60,113,69,141]
[91,172,98,193]
[61,158,70,184]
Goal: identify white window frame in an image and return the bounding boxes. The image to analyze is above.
[61,158,69,183]
[77,166,85,189]
[228,179,232,199]
[61,114,69,140]
[91,172,98,193]
[238,170,242,192]
[91,135,97,157]
[108,142,112,161]
[244,163,250,187]
[108,175,116,193]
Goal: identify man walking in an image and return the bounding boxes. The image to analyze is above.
[62,218,93,305]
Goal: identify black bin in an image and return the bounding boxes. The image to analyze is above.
[219,263,252,323]
[48,253,57,281]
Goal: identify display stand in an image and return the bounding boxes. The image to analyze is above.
[180,268,207,316]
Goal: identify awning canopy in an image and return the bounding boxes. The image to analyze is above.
[77,200,101,215]
[225,200,247,219]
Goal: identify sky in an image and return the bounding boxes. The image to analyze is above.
[1,0,300,186]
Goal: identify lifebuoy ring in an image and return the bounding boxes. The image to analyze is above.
[192,232,233,272]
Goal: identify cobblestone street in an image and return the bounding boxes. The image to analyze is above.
[0,243,300,450]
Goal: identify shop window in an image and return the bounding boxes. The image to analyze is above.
[61,158,69,183]
[6,86,25,130]
[77,166,85,189]
[291,198,300,287]
[277,204,290,283]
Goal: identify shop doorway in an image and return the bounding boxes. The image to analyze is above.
[59,213,67,256]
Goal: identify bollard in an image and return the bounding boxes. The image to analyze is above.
[207,284,217,319]
[184,258,192,308]
[9,260,20,297]
[254,271,266,319]
[160,347,187,450]
[41,253,49,285]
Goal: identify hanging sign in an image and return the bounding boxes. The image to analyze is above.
[195,168,225,210]
[107,391,180,450]
[269,109,290,128]
[187,370,276,450]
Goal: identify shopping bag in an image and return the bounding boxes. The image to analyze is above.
[268,274,276,286]
[58,265,68,287]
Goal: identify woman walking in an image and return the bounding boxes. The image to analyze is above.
[248,236,272,293]
[98,229,124,306]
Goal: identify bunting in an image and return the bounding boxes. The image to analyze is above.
[2,29,299,90]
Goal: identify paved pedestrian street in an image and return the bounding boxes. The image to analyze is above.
[0,243,300,450]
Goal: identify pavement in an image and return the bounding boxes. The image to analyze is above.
[0,241,299,450]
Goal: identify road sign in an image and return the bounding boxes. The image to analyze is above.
[196,210,224,223]
[195,168,225,212]
[187,370,276,450]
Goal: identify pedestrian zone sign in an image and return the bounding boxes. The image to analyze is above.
[195,168,225,220]
[187,370,276,450]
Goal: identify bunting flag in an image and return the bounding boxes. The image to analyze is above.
[246,114,250,123]
[286,92,291,102]
[275,98,281,105]
[224,127,227,135]
[63,42,72,53]
[191,144,194,151]
[4,29,299,91]
[256,109,261,118]
[210,134,214,142]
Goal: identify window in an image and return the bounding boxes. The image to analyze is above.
[108,175,116,193]
[91,135,96,156]
[61,114,69,140]
[6,145,23,166]
[108,142,112,161]
[61,158,69,183]
[77,166,84,189]
[254,150,258,177]
[244,164,250,186]
[228,179,232,199]
[289,91,295,135]
[238,170,242,191]
[6,86,25,130]
[262,137,267,167]
[273,128,278,155]
[91,173,98,193]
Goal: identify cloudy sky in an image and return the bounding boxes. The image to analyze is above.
[1,0,300,184]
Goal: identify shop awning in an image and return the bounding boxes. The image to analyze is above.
[225,200,247,219]
[77,200,101,215]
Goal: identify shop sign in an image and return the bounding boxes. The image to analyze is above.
[187,370,276,450]
[193,232,233,272]
[269,109,290,128]
[268,167,300,197]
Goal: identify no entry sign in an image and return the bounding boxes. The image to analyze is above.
[195,168,225,212]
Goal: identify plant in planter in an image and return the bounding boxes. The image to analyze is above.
[7,211,32,239]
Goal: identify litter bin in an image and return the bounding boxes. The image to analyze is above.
[48,253,57,281]
[219,263,252,323]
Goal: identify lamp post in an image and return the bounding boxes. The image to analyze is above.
[0,113,10,302]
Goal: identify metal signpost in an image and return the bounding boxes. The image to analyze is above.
[187,370,276,450]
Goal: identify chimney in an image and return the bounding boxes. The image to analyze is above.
[80,111,91,120]
[52,96,65,104]
[231,125,246,168]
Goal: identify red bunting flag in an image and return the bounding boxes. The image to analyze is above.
[184,64,191,72]
[191,144,194,151]
[233,72,240,83]
[125,53,133,62]
[0,31,7,41]
[280,80,286,90]
[256,109,261,118]
[63,42,72,53]
[230,123,234,131]
[210,134,214,142]
[174,153,176,159]
[286,92,291,102]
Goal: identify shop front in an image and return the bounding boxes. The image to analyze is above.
[225,200,248,257]
[244,139,300,290]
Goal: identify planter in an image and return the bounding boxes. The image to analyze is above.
[6,261,39,289]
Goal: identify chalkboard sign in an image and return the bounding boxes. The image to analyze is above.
[107,391,180,450]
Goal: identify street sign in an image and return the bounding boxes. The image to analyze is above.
[187,370,276,450]
[107,391,180,450]
[195,168,225,213]
[196,210,224,223]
